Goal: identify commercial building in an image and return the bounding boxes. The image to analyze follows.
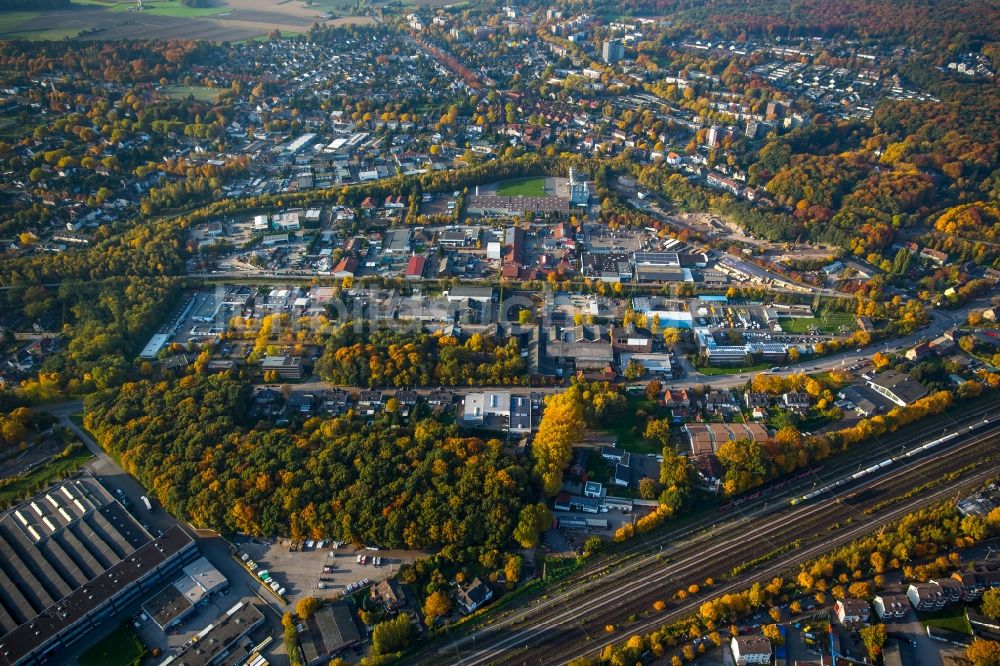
[0,476,197,666]
[299,603,361,664]
[261,355,303,380]
[159,601,264,666]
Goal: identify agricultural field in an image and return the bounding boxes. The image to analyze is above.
[779,313,856,334]
[0,0,371,41]
[496,176,548,197]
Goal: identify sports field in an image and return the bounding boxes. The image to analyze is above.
[161,84,224,102]
[779,313,856,334]
[496,177,548,197]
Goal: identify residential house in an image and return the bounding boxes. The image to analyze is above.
[457,578,493,614]
[868,371,928,407]
[704,390,740,414]
[835,599,871,624]
[919,247,949,265]
[744,392,771,409]
[731,635,772,665]
[950,572,985,601]
[905,342,931,362]
[370,579,407,612]
[907,583,948,611]
[320,389,351,415]
[782,392,811,411]
[664,389,691,408]
[873,594,910,621]
[357,390,384,416]
[930,578,963,605]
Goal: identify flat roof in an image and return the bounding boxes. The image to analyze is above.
[143,584,192,630]
[161,602,264,666]
[140,334,171,360]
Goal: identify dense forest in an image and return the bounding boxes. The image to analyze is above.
[314,325,528,387]
[83,374,535,555]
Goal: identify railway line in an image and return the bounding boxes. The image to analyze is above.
[414,402,998,660]
[429,419,1000,666]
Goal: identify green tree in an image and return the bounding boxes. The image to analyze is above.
[513,503,553,548]
[371,615,416,655]
[624,359,645,380]
[982,588,1000,621]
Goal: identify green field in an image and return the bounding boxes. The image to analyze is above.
[0,444,93,509]
[779,313,856,334]
[109,0,229,17]
[919,606,972,635]
[161,84,224,102]
[80,625,147,666]
[496,177,548,197]
[0,5,98,40]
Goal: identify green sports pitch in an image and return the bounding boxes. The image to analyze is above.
[779,313,856,333]
[495,177,548,197]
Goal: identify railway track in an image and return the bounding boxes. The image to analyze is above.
[432,422,1000,666]
[413,403,998,662]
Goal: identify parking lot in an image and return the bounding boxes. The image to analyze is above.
[235,537,425,603]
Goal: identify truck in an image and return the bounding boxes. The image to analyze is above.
[140,496,153,511]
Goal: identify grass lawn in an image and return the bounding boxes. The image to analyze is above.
[161,84,224,102]
[919,606,972,635]
[696,362,772,377]
[0,445,93,509]
[779,313,856,334]
[601,396,662,455]
[496,177,547,197]
[80,624,147,666]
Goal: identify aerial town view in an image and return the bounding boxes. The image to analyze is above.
[0,0,999,664]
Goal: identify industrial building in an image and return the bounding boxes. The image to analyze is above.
[0,476,197,666]
[142,557,228,631]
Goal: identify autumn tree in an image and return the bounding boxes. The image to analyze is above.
[423,591,453,624]
[531,390,584,495]
[859,624,887,660]
[968,640,1000,666]
[296,596,320,620]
